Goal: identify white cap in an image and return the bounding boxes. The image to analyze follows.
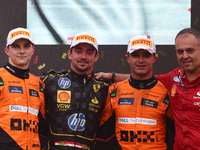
[70,32,98,52]
[6,27,34,47]
[127,35,156,54]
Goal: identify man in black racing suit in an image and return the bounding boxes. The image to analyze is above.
[41,32,110,150]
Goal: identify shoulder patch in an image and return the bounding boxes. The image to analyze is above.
[163,93,170,105]
[110,88,117,98]
[39,82,44,92]
[0,77,4,86]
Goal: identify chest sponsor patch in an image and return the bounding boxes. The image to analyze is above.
[173,76,180,82]
[29,89,39,97]
[193,91,200,99]
[58,78,71,89]
[141,98,158,108]
[9,86,23,93]
[93,84,100,92]
[57,90,71,103]
[68,113,86,131]
[8,80,20,84]
[118,98,134,105]
[9,105,39,116]
[171,84,176,97]
[118,117,157,125]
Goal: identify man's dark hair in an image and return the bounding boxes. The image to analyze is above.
[175,28,200,46]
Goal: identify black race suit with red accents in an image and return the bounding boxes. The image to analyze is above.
[41,68,110,150]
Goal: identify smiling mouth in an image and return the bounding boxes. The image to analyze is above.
[137,66,146,70]
[17,56,26,59]
[79,61,87,63]
[78,60,88,64]
[182,61,191,65]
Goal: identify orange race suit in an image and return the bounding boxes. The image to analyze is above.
[0,63,46,150]
[97,75,174,150]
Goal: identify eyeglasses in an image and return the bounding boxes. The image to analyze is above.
[177,69,200,89]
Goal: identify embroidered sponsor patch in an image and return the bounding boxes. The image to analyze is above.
[0,77,4,86]
[110,88,117,98]
[8,81,20,84]
[9,86,23,93]
[10,30,30,39]
[39,82,44,92]
[163,94,170,105]
[29,89,39,97]
[68,113,86,131]
[171,84,176,97]
[58,78,71,89]
[9,105,39,116]
[91,97,99,104]
[173,76,180,82]
[118,117,157,125]
[75,35,96,44]
[93,84,100,92]
[119,92,134,96]
[118,98,134,105]
[57,90,71,103]
[141,98,158,108]
[131,39,152,47]
[55,141,90,150]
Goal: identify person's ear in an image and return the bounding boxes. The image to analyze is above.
[68,49,72,60]
[5,47,9,56]
[94,53,99,62]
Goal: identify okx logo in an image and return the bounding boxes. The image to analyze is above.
[68,113,86,131]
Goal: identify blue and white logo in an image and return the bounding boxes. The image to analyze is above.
[118,98,134,105]
[173,76,181,82]
[58,78,71,89]
[68,113,86,131]
[9,86,23,93]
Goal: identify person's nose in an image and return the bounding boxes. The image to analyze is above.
[182,51,189,59]
[81,51,87,59]
[19,47,26,54]
[138,55,144,62]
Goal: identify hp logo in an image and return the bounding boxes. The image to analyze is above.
[68,113,86,131]
[58,78,71,89]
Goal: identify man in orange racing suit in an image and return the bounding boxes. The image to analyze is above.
[0,27,46,150]
[96,35,174,150]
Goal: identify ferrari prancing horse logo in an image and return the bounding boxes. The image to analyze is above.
[93,84,100,92]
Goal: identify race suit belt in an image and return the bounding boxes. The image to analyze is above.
[55,141,90,150]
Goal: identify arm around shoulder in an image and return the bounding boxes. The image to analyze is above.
[95,72,129,82]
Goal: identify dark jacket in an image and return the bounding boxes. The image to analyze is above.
[41,68,110,150]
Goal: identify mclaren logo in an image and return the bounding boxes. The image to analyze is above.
[93,84,100,92]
